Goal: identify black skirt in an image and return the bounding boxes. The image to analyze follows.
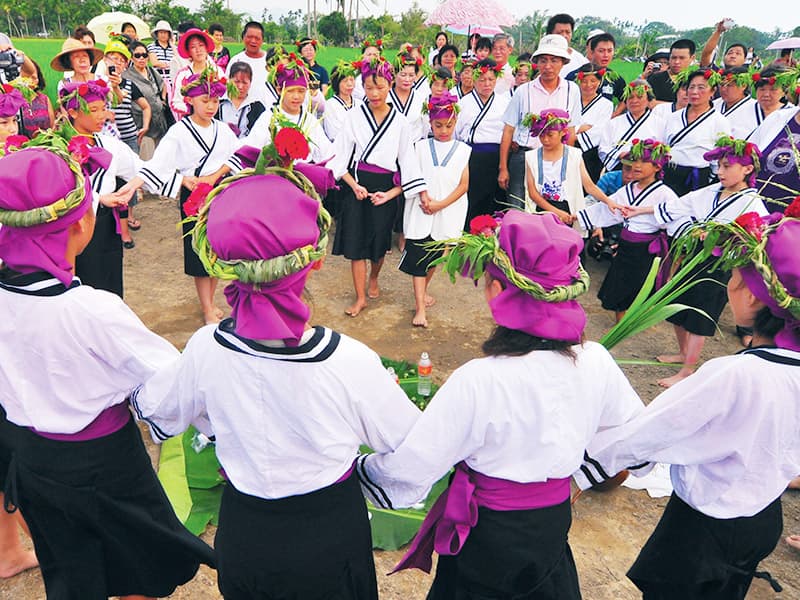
[427,500,581,600]
[662,165,714,197]
[215,471,378,600]
[75,205,123,297]
[180,186,210,277]
[598,238,656,312]
[332,169,398,262]
[666,256,730,336]
[629,493,782,600]
[466,150,506,228]
[0,405,12,490]
[6,416,214,599]
[399,236,442,277]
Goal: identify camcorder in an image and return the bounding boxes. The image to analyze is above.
[0,48,23,82]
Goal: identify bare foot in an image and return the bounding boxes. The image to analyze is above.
[658,369,693,388]
[367,282,380,299]
[424,294,436,308]
[0,549,38,579]
[788,476,800,490]
[657,353,685,364]
[786,535,800,551]
[412,310,428,328]
[345,300,367,317]
[203,308,221,325]
[214,306,224,319]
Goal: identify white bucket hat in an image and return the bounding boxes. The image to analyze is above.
[532,34,571,61]
[153,20,173,34]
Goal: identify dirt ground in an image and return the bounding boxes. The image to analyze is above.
[2,194,798,599]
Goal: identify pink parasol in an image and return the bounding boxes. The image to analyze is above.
[766,37,800,51]
[446,24,503,37]
[424,0,517,29]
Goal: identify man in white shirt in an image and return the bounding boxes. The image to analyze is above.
[491,33,515,95]
[498,34,580,207]
[227,22,268,105]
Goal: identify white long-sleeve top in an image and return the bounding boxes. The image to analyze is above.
[577,109,664,172]
[574,348,800,518]
[328,103,427,196]
[130,322,421,500]
[323,95,353,142]
[236,104,333,164]
[577,180,677,233]
[0,272,179,434]
[662,107,732,168]
[362,342,643,508]
[712,96,759,139]
[455,90,511,145]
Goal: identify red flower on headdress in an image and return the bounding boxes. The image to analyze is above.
[183,183,213,217]
[735,212,765,240]
[703,69,713,79]
[470,214,499,236]
[785,196,800,219]
[597,68,607,77]
[67,137,91,165]
[3,134,27,154]
[274,127,310,165]
[576,71,585,81]
[631,138,640,145]
[276,63,286,73]
[219,77,227,85]
[352,60,363,70]
[752,73,761,82]
[96,78,108,88]
[1,83,13,93]
[78,84,89,96]
[376,39,383,47]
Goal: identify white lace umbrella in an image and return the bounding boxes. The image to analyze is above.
[424,0,516,29]
[87,12,151,44]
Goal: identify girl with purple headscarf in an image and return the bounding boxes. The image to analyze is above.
[623,135,769,387]
[574,200,800,600]
[0,142,214,598]
[361,211,644,598]
[130,152,421,599]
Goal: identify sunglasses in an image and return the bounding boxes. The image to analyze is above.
[132,53,148,59]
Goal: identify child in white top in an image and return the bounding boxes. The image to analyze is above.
[400,93,470,327]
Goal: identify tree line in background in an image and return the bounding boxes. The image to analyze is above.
[4,0,800,56]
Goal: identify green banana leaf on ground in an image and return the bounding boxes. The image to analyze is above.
[157,357,446,549]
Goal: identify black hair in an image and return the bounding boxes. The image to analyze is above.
[722,65,749,76]
[576,62,602,74]
[177,22,196,35]
[681,69,715,89]
[297,37,315,51]
[670,38,696,55]
[228,61,253,80]
[476,37,493,52]
[517,52,532,62]
[546,13,575,34]
[121,22,137,34]
[752,305,785,340]
[208,23,224,36]
[73,25,94,43]
[431,66,453,81]
[589,32,616,51]
[23,58,46,91]
[331,65,354,95]
[129,40,147,54]
[475,57,499,74]
[241,21,264,39]
[755,65,788,88]
[435,31,448,44]
[726,43,747,55]
[482,325,578,360]
[434,44,459,65]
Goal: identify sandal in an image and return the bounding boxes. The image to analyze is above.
[123,239,136,250]
[127,218,141,231]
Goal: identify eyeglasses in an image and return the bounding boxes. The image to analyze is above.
[132,53,148,59]
[687,85,709,91]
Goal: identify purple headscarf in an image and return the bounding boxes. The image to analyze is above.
[358,56,394,83]
[58,80,110,112]
[703,139,762,187]
[527,108,570,137]
[427,92,459,121]
[485,211,587,343]
[205,174,322,343]
[0,87,27,118]
[233,145,337,198]
[274,54,311,90]
[739,219,800,351]
[0,146,111,285]
[181,72,227,99]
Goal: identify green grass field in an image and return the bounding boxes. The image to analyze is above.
[11,38,644,106]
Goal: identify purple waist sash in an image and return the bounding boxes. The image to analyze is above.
[392,462,571,574]
[469,143,500,153]
[356,161,402,187]
[31,402,131,442]
[620,228,671,289]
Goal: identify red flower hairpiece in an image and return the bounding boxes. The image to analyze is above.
[274,127,310,166]
[78,84,89,96]
[752,72,761,82]
[786,196,800,219]
[1,83,12,93]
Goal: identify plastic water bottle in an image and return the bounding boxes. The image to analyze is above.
[386,366,399,384]
[417,352,432,397]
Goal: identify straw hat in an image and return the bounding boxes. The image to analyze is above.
[50,37,104,72]
[532,34,572,61]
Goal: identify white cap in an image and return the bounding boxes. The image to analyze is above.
[153,20,173,34]
[532,34,571,61]
[587,29,606,42]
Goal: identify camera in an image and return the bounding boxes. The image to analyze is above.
[108,65,116,76]
[0,49,23,82]
[722,18,735,31]
[586,229,621,262]
[649,62,662,71]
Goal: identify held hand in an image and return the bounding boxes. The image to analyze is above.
[352,184,369,200]
[370,191,394,206]
[620,205,642,218]
[136,128,149,144]
[182,176,199,191]
[99,193,129,208]
[555,209,574,225]
[591,227,604,241]
[497,168,509,190]
[197,174,219,187]
[108,71,122,88]
[110,184,137,205]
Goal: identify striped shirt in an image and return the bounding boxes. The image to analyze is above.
[147,41,174,81]
[113,79,144,142]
